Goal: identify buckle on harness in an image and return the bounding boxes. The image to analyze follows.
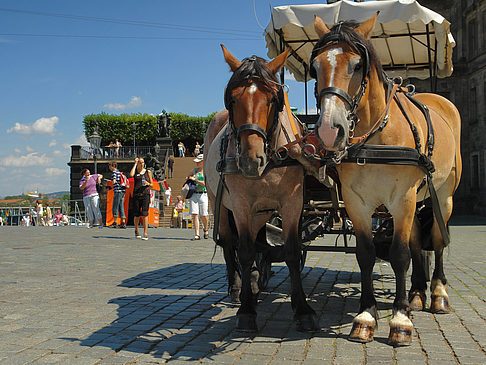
[303,144,317,158]
[357,158,366,166]
[274,146,288,161]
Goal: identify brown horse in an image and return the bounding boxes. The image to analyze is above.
[310,14,462,346]
[204,45,318,332]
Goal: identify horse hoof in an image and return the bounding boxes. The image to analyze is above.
[295,313,319,333]
[409,291,426,311]
[430,295,450,314]
[349,322,374,343]
[230,290,241,304]
[236,314,258,332]
[387,327,412,347]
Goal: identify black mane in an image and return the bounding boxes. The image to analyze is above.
[224,56,284,111]
[310,20,383,82]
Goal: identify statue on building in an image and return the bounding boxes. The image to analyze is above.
[157,110,171,138]
[144,152,164,181]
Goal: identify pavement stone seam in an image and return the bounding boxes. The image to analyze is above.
[431,313,461,364]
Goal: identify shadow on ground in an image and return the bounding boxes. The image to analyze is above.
[61,263,394,361]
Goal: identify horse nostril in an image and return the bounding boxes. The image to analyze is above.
[337,125,345,140]
[258,156,265,168]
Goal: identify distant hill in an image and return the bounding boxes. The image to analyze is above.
[45,191,70,199]
[0,191,70,200]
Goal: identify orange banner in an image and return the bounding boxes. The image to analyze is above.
[106,178,160,227]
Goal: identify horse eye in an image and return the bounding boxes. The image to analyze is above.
[354,61,363,71]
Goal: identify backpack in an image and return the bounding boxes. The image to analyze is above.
[120,172,130,189]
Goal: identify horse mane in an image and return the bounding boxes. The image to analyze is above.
[224,56,284,111]
[311,20,383,83]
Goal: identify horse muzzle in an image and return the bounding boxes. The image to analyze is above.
[238,154,266,178]
[316,105,348,151]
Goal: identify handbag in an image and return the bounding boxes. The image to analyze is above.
[181,179,196,199]
[96,179,105,194]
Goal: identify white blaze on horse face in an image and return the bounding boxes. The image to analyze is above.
[327,47,343,86]
[248,83,258,95]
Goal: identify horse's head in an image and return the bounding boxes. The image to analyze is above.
[310,13,380,152]
[222,45,289,178]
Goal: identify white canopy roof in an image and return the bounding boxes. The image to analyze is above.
[265,0,455,82]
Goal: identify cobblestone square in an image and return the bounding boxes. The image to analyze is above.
[0,220,484,364]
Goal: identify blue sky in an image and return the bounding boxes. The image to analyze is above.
[0,0,322,197]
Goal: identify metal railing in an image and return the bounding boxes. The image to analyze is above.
[0,200,87,227]
[80,146,155,160]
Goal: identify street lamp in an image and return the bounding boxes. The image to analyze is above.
[88,122,102,175]
[132,122,137,157]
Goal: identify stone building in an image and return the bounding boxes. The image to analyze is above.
[415,0,486,215]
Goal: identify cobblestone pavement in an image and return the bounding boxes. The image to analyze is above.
[0,220,485,364]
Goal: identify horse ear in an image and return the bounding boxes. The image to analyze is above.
[314,15,331,38]
[355,12,379,40]
[221,44,242,72]
[266,48,290,75]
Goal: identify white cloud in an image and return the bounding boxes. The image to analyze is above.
[284,72,296,81]
[75,134,88,145]
[0,153,52,167]
[6,116,59,135]
[298,107,318,115]
[49,139,57,147]
[14,148,21,153]
[53,150,63,156]
[26,146,34,152]
[104,96,142,110]
[45,167,66,176]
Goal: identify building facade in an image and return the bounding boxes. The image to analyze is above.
[414,0,486,215]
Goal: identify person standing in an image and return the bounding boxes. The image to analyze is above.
[79,168,104,228]
[114,138,122,158]
[194,142,200,157]
[187,154,209,240]
[37,201,47,226]
[45,203,52,226]
[167,154,175,178]
[164,186,172,207]
[130,157,153,240]
[174,195,184,228]
[109,161,126,228]
[177,141,185,158]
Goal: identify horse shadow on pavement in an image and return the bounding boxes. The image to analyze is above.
[61,262,394,361]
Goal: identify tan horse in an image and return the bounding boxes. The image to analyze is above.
[204,45,318,332]
[310,14,461,346]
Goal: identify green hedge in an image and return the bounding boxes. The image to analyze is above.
[83,113,157,147]
[83,112,216,151]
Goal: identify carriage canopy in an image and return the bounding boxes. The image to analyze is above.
[265,0,454,82]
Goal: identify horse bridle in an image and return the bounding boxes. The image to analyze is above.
[224,73,285,160]
[310,33,370,128]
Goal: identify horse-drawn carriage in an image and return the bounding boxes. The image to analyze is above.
[204,0,461,347]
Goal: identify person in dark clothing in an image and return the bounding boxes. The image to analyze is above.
[167,154,175,178]
[109,160,126,228]
[130,157,153,240]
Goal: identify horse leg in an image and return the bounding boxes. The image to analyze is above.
[343,201,377,342]
[235,229,259,331]
[430,186,454,314]
[219,208,241,304]
[409,216,427,311]
[282,208,318,332]
[387,193,415,347]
